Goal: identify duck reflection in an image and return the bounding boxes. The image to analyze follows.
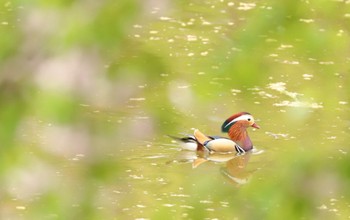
[194,151,255,186]
[169,149,256,186]
[220,153,253,186]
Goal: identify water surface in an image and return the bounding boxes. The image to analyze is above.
[1,0,350,219]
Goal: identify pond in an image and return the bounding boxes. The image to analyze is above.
[1,0,350,219]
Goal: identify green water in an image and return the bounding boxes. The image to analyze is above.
[1,0,350,219]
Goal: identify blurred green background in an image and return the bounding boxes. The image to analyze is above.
[1,0,350,219]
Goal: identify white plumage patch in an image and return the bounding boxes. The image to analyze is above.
[180,142,198,151]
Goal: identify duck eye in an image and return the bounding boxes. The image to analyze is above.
[247,118,251,121]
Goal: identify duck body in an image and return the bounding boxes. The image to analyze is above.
[172,112,259,154]
[193,129,244,153]
[169,135,235,152]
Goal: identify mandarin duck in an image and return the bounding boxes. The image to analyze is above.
[171,112,260,154]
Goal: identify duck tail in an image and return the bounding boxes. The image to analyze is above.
[168,134,205,151]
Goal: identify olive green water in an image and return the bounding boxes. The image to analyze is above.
[1,0,350,219]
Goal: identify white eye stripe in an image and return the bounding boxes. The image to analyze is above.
[224,115,253,128]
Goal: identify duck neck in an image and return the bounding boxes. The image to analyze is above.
[228,124,253,151]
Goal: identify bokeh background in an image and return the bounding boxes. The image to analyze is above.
[1,0,350,219]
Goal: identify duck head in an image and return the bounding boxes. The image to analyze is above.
[221,112,259,151]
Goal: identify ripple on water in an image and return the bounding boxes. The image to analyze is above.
[266,82,323,109]
[302,74,313,80]
[265,131,293,140]
[273,100,323,109]
[237,2,256,10]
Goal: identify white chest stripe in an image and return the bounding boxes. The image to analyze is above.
[224,114,253,128]
[235,145,245,154]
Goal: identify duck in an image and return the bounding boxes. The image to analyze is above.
[171,112,260,154]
